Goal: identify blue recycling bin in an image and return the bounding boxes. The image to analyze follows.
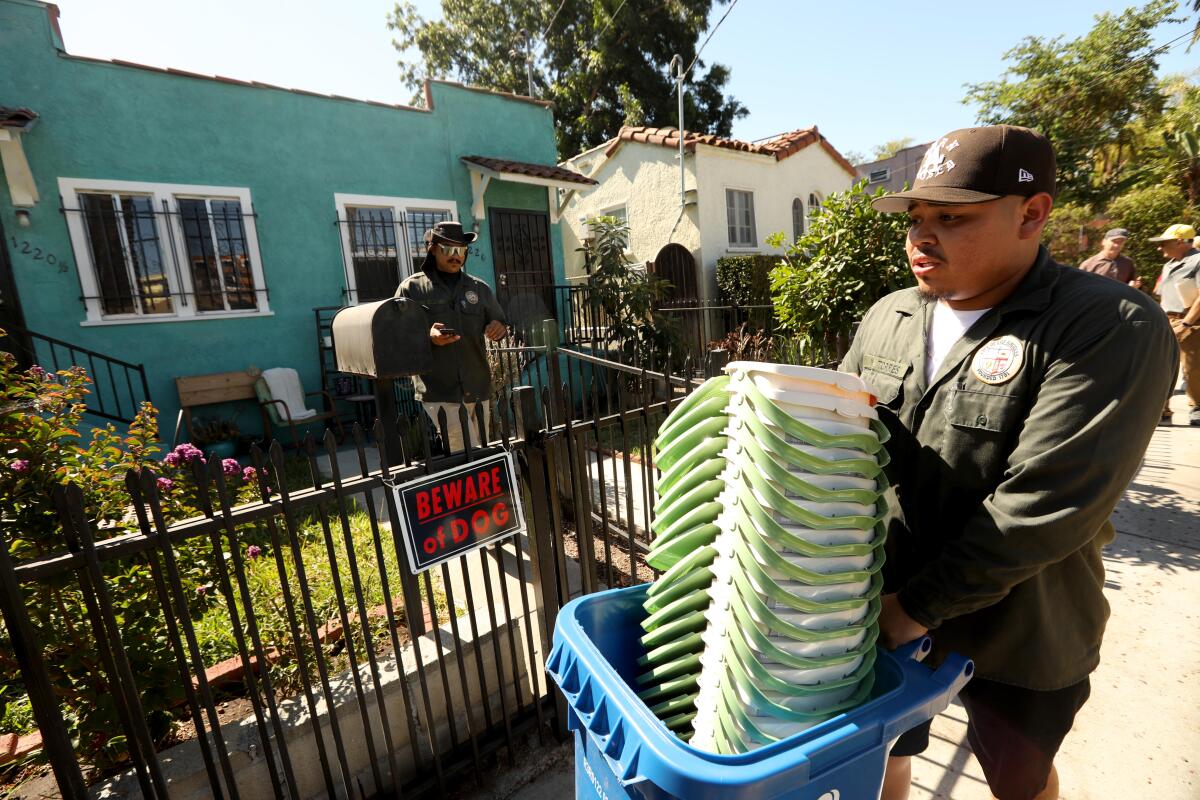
[546,585,973,800]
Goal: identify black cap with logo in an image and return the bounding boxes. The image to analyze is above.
[872,125,1056,213]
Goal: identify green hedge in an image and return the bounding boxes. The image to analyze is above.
[715,254,779,306]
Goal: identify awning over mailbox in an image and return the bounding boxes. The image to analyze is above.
[461,155,596,226]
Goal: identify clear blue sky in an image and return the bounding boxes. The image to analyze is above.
[50,0,1198,161]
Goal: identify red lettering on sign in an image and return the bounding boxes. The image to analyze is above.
[443,480,461,508]
[431,486,443,515]
[423,536,438,554]
[477,470,491,497]
[492,501,510,526]
[471,509,489,534]
[463,474,477,504]
[451,518,470,543]
[492,467,503,495]
[416,491,431,520]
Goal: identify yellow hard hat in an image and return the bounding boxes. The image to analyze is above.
[1147,223,1197,242]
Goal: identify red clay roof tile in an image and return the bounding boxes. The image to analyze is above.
[602,125,857,177]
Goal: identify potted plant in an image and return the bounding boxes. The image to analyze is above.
[192,417,241,460]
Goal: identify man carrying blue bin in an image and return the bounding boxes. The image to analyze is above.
[841,126,1177,799]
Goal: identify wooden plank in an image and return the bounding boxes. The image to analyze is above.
[176,371,259,407]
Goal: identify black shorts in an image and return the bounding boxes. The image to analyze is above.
[890,675,1091,800]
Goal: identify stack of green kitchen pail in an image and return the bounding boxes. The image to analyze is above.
[635,361,891,753]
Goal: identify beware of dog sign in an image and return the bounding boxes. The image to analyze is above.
[392,451,525,574]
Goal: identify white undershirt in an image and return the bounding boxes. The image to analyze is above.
[926,301,991,384]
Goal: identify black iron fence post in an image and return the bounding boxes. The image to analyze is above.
[0,526,89,799]
[513,386,569,737]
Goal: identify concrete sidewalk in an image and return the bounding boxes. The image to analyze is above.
[466,392,1200,800]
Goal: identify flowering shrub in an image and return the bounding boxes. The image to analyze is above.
[0,345,278,770]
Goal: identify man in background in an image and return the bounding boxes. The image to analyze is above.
[1149,223,1200,426]
[1079,228,1141,288]
[396,221,507,452]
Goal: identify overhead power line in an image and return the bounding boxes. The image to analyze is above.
[682,0,740,81]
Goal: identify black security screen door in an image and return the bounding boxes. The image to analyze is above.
[488,208,555,338]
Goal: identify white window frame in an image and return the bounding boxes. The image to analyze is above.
[333,193,458,304]
[725,187,758,250]
[60,178,270,325]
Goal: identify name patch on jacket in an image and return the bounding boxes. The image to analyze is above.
[972,335,1025,385]
[863,354,908,379]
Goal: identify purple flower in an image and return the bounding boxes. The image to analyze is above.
[163,451,181,467]
[178,443,206,463]
[28,365,46,379]
[247,545,262,559]
[156,477,174,493]
[222,458,240,478]
[196,584,210,597]
[9,459,30,473]
[242,466,258,482]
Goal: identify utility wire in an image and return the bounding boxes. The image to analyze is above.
[681,0,740,80]
[539,0,570,43]
[594,0,632,45]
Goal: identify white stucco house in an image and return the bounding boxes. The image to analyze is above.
[558,125,858,300]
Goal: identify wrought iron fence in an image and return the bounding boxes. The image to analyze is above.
[0,390,561,799]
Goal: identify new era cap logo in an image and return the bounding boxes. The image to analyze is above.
[1018,168,1034,182]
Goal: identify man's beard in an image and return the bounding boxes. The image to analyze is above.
[916,287,955,302]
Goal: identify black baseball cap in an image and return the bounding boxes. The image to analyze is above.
[872,125,1056,213]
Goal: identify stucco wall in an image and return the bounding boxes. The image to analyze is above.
[694,142,855,297]
[560,142,700,280]
[0,0,564,437]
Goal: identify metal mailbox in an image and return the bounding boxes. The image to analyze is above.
[331,297,432,379]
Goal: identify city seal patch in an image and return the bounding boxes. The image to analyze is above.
[971,335,1024,385]
[465,290,479,304]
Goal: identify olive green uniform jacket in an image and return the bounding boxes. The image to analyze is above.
[395,261,506,403]
[840,247,1177,689]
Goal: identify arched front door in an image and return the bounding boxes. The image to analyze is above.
[651,243,701,359]
[651,243,697,308]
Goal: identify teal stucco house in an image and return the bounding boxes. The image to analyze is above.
[0,0,593,441]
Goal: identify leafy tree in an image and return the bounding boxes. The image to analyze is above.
[871,137,915,161]
[965,1,1179,206]
[1105,184,1197,283]
[388,0,749,159]
[579,216,681,365]
[769,181,912,360]
[1042,201,1102,266]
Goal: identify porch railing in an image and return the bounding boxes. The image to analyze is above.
[1,324,151,424]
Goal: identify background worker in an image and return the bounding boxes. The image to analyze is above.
[1148,223,1200,426]
[841,126,1177,800]
[396,221,507,453]
[1078,227,1141,288]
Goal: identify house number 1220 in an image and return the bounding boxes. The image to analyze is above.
[9,236,68,273]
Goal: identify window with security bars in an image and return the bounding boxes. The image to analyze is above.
[335,195,456,303]
[79,192,174,316]
[346,207,402,301]
[726,189,756,248]
[178,198,258,312]
[403,209,453,274]
[792,197,804,240]
[61,179,269,323]
[807,192,822,230]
